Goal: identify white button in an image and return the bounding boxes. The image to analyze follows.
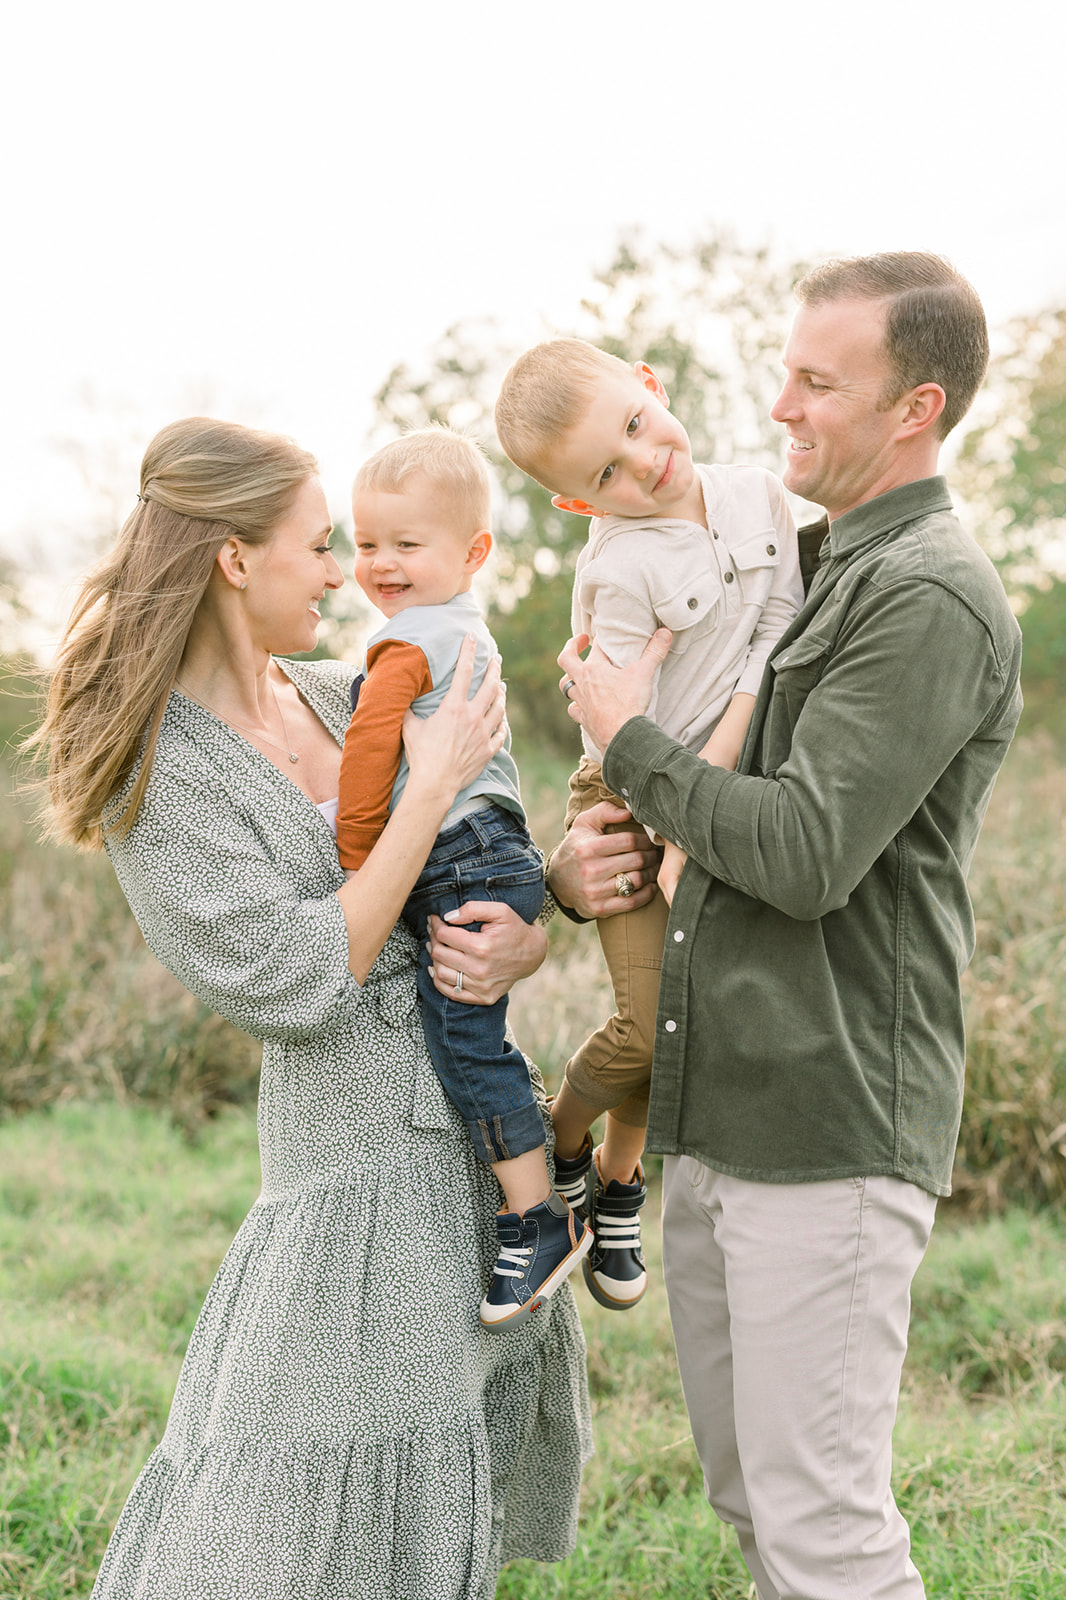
[621,787,630,798]
[664,1019,677,1033]
[673,929,684,942]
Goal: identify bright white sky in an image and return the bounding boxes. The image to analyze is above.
[3,0,1065,646]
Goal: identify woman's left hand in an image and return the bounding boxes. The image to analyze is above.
[402,634,507,799]
[427,902,547,1005]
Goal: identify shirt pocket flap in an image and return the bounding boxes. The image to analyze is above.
[727,527,782,571]
[654,573,722,641]
[770,632,832,673]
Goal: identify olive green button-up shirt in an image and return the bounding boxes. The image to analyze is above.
[602,477,1022,1196]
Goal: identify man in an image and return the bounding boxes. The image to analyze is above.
[546,253,1023,1599]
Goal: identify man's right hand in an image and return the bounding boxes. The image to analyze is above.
[547,800,662,920]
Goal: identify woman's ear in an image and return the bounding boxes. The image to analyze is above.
[216,537,250,590]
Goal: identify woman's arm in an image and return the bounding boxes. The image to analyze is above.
[336,635,506,983]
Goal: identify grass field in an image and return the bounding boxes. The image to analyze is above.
[1,1105,1064,1599]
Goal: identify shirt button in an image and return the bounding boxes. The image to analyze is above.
[687,596,698,610]
[724,571,734,583]
[664,1019,677,1033]
[712,528,719,539]
[767,543,776,556]
[621,787,630,798]
[673,929,684,942]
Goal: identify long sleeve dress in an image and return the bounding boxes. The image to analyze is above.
[90,656,592,1600]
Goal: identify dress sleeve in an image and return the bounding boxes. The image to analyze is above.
[336,639,434,870]
[106,762,366,1044]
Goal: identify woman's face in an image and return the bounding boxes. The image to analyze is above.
[243,477,343,654]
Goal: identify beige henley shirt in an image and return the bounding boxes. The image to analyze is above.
[572,463,803,761]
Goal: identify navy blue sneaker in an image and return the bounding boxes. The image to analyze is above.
[583,1151,648,1310]
[480,1191,592,1331]
[552,1134,594,1218]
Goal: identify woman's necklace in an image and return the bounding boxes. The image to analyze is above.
[175,677,300,763]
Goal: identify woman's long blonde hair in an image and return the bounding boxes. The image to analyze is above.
[31,417,318,850]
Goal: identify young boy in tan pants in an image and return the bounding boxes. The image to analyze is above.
[495,340,803,1308]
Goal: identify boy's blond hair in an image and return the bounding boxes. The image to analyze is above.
[495,339,633,487]
[354,425,492,532]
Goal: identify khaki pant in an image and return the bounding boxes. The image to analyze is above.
[663,1157,936,1600]
[561,759,670,1129]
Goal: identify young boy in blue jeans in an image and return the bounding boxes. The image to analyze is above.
[495,340,803,1311]
[336,426,591,1330]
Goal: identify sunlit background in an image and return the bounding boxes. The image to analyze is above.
[3,0,1065,652]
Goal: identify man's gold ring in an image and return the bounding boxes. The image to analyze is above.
[615,873,634,898]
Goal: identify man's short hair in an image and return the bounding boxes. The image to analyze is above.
[495,339,634,484]
[354,425,492,531]
[795,252,989,439]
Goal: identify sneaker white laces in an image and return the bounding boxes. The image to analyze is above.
[493,1245,533,1279]
[595,1216,642,1249]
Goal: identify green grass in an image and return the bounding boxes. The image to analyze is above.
[1,1106,1064,1598]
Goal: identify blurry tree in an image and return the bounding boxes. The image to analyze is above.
[956,308,1066,699]
[372,227,808,753]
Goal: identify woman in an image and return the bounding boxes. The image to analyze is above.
[34,418,592,1600]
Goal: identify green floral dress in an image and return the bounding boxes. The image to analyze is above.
[91,658,592,1600]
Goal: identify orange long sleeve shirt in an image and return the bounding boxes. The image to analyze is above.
[336,638,434,870]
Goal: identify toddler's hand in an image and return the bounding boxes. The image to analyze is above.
[658,842,688,907]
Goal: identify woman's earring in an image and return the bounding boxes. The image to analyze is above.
[240,581,247,590]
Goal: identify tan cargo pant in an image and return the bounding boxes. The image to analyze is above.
[561,759,670,1129]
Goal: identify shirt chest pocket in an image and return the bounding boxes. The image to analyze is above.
[727,526,782,606]
[761,632,833,772]
[653,571,722,656]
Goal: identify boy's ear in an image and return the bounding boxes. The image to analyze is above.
[635,361,670,409]
[465,530,493,573]
[551,494,606,518]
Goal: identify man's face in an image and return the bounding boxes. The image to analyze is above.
[771,298,909,522]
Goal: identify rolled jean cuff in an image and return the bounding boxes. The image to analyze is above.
[468,1100,548,1165]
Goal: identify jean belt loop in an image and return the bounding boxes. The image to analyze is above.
[465,807,492,849]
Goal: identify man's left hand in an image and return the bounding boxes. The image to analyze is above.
[557,628,672,752]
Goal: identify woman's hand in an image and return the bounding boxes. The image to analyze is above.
[547,800,662,920]
[402,633,507,801]
[426,901,548,1006]
[557,628,672,753]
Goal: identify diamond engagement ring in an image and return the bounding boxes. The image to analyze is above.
[614,873,634,898]
[453,970,465,993]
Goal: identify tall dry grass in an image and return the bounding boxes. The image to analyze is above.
[4,658,1065,1210]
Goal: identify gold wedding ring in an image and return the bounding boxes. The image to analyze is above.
[615,873,634,898]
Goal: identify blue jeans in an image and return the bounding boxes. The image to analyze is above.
[403,804,546,1165]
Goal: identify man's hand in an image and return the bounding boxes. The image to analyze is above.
[547,800,662,920]
[427,901,547,1006]
[557,628,672,754]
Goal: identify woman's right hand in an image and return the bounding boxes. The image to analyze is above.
[402,634,507,801]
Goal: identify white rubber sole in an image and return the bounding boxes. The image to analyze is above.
[479,1223,593,1332]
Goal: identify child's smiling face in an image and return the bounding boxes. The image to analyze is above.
[352,474,490,618]
[547,365,704,524]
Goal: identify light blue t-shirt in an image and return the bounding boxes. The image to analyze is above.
[361,591,525,829]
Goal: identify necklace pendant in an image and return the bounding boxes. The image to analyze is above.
[289,752,299,763]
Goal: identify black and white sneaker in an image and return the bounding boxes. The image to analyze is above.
[552,1133,594,1218]
[479,1191,592,1332]
[583,1150,648,1310]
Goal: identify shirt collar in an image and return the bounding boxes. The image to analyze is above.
[826,476,954,559]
